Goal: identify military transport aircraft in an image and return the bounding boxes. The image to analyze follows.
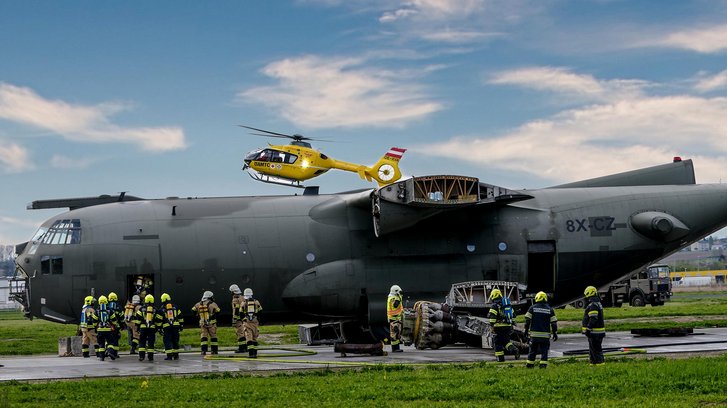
[240,125,406,188]
[11,158,727,341]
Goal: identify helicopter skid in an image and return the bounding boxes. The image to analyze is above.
[246,170,306,188]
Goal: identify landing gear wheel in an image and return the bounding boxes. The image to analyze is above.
[630,294,645,307]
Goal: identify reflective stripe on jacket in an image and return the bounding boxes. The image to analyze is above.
[387,294,403,321]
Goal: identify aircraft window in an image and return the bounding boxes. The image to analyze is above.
[272,152,285,163]
[31,227,48,242]
[286,153,298,164]
[40,256,63,274]
[51,256,63,274]
[41,256,50,274]
[42,219,82,245]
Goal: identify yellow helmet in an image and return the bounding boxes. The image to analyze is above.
[98,295,108,304]
[490,288,502,301]
[84,295,94,306]
[161,293,171,303]
[144,294,155,304]
[108,292,118,302]
[535,291,548,303]
[584,286,598,298]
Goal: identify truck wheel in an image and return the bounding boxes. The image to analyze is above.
[630,294,645,307]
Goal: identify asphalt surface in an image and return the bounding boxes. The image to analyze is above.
[2,328,726,381]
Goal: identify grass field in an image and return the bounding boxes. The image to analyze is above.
[2,290,727,406]
[1,356,726,407]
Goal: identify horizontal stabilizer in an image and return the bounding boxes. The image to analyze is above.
[550,158,695,188]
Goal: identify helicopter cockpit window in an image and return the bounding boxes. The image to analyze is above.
[40,219,81,245]
[286,153,298,164]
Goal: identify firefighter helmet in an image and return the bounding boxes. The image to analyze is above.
[108,292,118,302]
[584,286,598,298]
[161,293,171,303]
[490,288,503,301]
[84,295,94,306]
[535,291,548,303]
[389,285,402,295]
[132,295,141,304]
[202,290,213,301]
[98,295,108,304]
[144,294,154,304]
[229,284,241,295]
[243,288,253,299]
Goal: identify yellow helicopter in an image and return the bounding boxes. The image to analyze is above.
[240,125,406,188]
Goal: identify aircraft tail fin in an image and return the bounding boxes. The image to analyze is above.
[366,147,406,186]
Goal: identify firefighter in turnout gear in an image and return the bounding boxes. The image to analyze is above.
[96,295,121,361]
[523,291,558,369]
[133,294,162,361]
[80,295,99,358]
[192,290,221,355]
[159,293,184,360]
[582,285,606,365]
[387,285,404,353]
[241,288,263,358]
[124,295,141,354]
[107,292,122,353]
[229,284,246,353]
[487,288,519,362]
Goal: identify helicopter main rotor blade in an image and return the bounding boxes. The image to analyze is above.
[239,125,296,139]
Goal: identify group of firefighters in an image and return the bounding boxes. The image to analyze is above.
[82,279,604,364]
[79,279,263,362]
[386,284,606,366]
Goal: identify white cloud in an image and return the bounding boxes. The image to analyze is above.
[379,0,484,23]
[489,67,649,103]
[693,70,727,93]
[0,83,187,152]
[240,55,443,129]
[415,68,727,184]
[643,24,727,54]
[0,141,34,173]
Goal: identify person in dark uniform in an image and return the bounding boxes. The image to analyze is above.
[523,291,558,368]
[582,285,606,365]
[159,293,184,360]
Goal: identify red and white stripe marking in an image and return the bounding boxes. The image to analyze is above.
[385,147,406,159]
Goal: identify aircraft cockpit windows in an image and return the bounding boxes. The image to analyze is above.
[40,255,64,275]
[40,219,82,245]
[286,153,298,164]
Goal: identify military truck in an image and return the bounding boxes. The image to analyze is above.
[572,264,672,308]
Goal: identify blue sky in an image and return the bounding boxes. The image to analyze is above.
[2,0,727,245]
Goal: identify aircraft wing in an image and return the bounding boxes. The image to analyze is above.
[27,192,144,210]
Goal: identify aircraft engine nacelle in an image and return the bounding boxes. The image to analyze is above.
[630,211,690,242]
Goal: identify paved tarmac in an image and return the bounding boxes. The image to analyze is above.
[2,328,726,381]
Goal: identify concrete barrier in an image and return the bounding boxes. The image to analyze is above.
[58,336,94,357]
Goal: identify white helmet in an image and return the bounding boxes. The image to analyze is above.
[131,295,140,304]
[243,288,253,299]
[390,285,402,295]
[229,284,241,294]
[202,290,214,301]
